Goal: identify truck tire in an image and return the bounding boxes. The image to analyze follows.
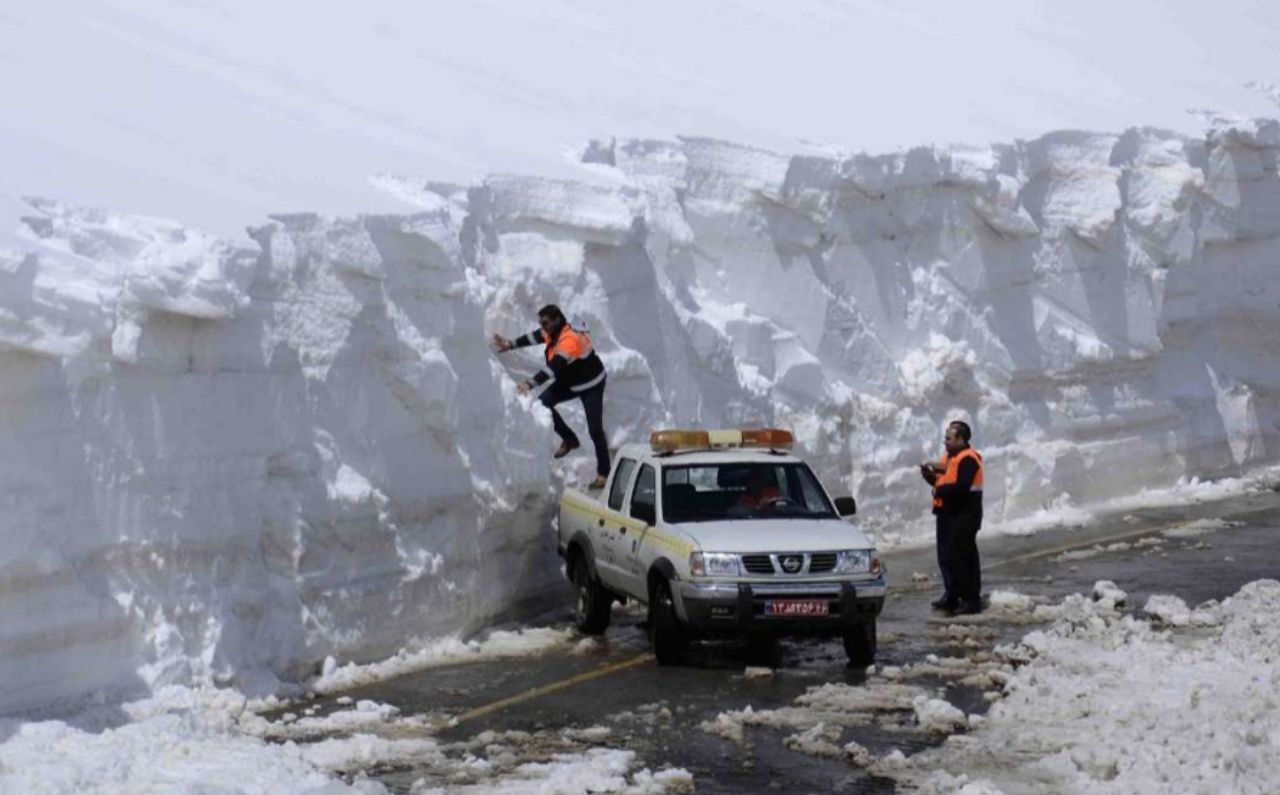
[842,620,876,667]
[573,562,612,635]
[648,579,689,666]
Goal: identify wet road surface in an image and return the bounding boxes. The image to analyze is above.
[307,487,1280,792]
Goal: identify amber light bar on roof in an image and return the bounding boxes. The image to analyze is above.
[649,428,794,454]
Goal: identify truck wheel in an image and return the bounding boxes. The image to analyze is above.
[572,562,612,635]
[842,620,876,667]
[649,579,688,666]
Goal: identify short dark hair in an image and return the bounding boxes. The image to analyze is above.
[948,420,972,442]
[538,304,566,323]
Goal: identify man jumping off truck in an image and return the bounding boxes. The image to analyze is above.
[492,305,610,489]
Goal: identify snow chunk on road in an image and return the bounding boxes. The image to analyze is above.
[842,739,875,768]
[429,748,693,794]
[985,591,1039,613]
[1091,580,1127,609]
[302,734,441,776]
[912,696,968,734]
[1143,594,1221,627]
[782,723,845,758]
[241,699,439,743]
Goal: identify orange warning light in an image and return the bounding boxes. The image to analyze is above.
[650,430,712,453]
[649,428,794,453]
[740,428,794,450]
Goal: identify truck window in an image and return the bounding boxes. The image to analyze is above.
[630,464,656,521]
[608,459,637,512]
[661,462,836,523]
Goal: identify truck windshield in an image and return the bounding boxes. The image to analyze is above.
[661,463,837,523]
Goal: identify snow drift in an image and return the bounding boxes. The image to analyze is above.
[3,119,1280,712]
[881,580,1280,793]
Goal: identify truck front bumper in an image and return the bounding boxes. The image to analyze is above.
[674,578,886,637]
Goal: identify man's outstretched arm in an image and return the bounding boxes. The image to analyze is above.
[512,329,545,349]
[492,328,544,353]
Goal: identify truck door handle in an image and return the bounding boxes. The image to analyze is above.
[597,519,605,527]
[620,526,628,535]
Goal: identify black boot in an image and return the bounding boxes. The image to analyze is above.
[930,596,959,610]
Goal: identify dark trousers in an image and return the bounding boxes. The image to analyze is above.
[540,378,610,477]
[935,518,955,600]
[939,513,982,605]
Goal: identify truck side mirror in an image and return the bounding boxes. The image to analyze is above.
[834,496,857,517]
[632,502,656,526]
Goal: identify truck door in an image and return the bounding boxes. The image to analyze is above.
[615,463,657,596]
[595,458,637,590]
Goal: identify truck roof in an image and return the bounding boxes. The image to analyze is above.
[614,442,803,467]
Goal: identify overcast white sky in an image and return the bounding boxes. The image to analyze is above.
[2,0,1277,238]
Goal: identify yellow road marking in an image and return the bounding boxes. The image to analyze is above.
[987,518,1196,570]
[451,653,654,726]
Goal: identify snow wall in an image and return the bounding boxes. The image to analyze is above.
[3,120,1280,713]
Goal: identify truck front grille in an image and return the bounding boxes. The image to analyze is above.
[742,552,841,575]
[808,553,837,573]
[741,555,775,574]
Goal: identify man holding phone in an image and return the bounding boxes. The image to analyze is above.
[920,420,984,615]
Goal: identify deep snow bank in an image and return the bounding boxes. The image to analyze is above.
[4,120,1280,712]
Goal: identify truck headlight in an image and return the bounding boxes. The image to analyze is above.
[834,549,873,574]
[689,552,740,577]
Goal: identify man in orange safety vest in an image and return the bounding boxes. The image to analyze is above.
[919,420,984,615]
[492,304,610,489]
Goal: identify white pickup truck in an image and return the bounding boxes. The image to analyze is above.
[557,428,885,666]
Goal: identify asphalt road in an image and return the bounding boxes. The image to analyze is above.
[317,486,1280,793]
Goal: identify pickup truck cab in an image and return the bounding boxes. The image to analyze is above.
[557,428,885,666]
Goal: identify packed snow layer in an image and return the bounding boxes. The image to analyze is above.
[5,119,1280,711]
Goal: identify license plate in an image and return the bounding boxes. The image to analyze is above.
[764,599,829,617]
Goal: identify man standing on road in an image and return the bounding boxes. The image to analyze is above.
[920,420,985,615]
[492,305,610,489]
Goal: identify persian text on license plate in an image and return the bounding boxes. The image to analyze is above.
[764,599,829,617]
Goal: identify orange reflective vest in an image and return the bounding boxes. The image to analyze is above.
[933,447,983,510]
[546,326,594,363]
[532,325,606,392]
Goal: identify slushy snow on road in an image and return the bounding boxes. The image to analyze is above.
[693,579,1280,793]
[879,580,1280,794]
